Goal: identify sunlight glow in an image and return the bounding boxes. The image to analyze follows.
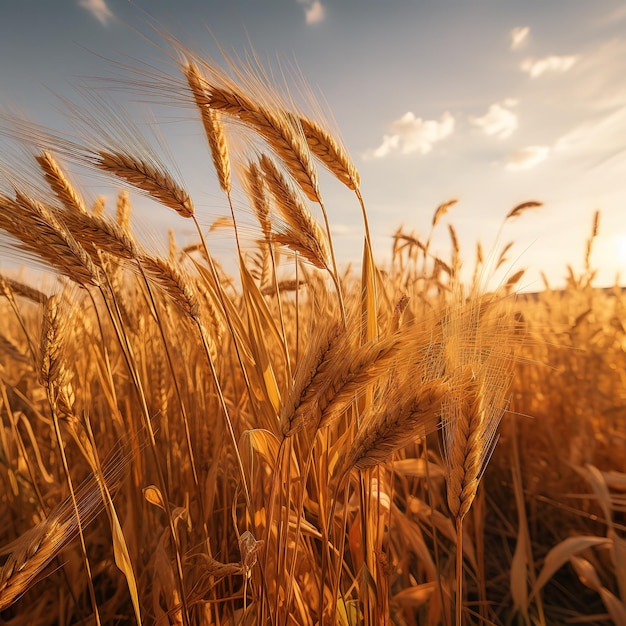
[616,234,626,265]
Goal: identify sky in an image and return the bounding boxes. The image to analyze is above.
[1,0,626,290]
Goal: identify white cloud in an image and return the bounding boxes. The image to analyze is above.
[506,146,549,170]
[78,0,114,25]
[306,1,325,24]
[510,27,530,51]
[297,0,325,24]
[521,55,578,78]
[368,111,455,158]
[472,99,518,139]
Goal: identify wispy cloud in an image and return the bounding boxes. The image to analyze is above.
[510,27,530,51]
[367,111,454,159]
[521,55,578,78]
[597,5,626,26]
[472,99,518,139]
[78,0,114,26]
[506,146,549,170]
[555,106,626,159]
[297,0,325,24]
[566,39,626,110]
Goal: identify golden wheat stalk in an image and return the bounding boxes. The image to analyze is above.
[438,292,520,626]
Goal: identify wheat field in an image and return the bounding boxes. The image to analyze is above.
[0,39,625,626]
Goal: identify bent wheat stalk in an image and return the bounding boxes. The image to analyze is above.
[0,435,131,612]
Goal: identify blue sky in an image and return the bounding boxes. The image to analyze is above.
[2,1,626,289]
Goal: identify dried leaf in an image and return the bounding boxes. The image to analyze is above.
[530,536,610,599]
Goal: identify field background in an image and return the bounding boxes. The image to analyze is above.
[1,26,626,626]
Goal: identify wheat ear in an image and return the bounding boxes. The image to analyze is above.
[287,329,406,435]
[440,292,519,626]
[341,380,446,473]
[97,150,194,217]
[0,438,131,611]
[298,115,360,191]
[0,274,47,305]
[280,320,345,436]
[139,254,200,320]
[35,150,87,214]
[187,67,321,202]
[0,518,71,611]
[115,190,131,231]
[186,62,232,195]
[259,154,330,271]
[244,162,272,242]
[0,192,99,287]
[61,208,138,261]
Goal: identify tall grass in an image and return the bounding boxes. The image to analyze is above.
[0,41,625,626]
